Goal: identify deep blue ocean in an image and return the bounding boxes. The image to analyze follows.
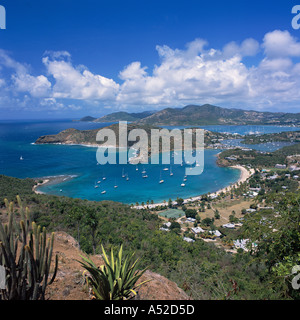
[0,120,298,204]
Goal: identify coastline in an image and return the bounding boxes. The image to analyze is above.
[209,165,255,197]
[31,141,254,207]
[134,165,255,209]
[33,175,77,195]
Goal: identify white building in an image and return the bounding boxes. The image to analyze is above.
[186,217,196,223]
[233,239,249,250]
[183,237,195,243]
[209,230,222,237]
[191,227,205,234]
[222,223,235,229]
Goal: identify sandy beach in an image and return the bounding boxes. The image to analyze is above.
[134,165,255,209]
[33,175,77,195]
[32,179,49,194]
[208,165,255,197]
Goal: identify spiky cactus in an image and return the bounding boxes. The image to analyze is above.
[79,245,150,300]
[0,196,58,300]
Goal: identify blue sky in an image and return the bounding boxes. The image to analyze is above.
[0,0,300,119]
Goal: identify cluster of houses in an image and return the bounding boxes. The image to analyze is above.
[260,165,300,182]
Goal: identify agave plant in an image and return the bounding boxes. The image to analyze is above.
[79,245,150,300]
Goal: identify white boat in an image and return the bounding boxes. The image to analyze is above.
[163,168,169,171]
[122,168,125,178]
[102,177,106,180]
[126,174,129,181]
[101,190,106,194]
[94,185,99,188]
[114,185,118,188]
[181,183,185,187]
[142,174,148,178]
[170,167,173,176]
[97,180,101,184]
[20,156,24,160]
[159,171,164,183]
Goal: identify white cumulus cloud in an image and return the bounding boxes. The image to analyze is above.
[1,29,300,113]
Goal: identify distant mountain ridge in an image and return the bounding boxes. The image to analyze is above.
[85,111,155,123]
[77,104,300,126]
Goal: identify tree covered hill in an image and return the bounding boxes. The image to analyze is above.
[77,104,300,126]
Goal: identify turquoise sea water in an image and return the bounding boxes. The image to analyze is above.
[0,120,298,204]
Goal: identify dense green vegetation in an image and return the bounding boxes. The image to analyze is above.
[138,104,300,126]
[241,191,300,299]
[0,175,36,203]
[0,174,298,299]
[241,130,300,145]
[218,143,300,168]
[78,104,300,126]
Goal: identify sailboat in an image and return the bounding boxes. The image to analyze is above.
[126,173,129,181]
[114,178,118,188]
[122,168,126,178]
[159,171,164,184]
[170,166,173,176]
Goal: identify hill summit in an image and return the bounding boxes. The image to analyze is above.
[77,104,300,126]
